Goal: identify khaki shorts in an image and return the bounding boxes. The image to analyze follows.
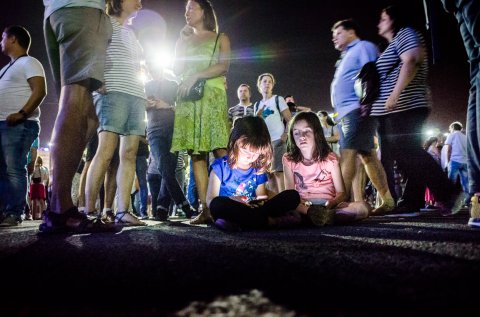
[271,138,286,172]
[44,7,112,92]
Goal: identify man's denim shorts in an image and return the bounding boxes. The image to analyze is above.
[340,108,375,153]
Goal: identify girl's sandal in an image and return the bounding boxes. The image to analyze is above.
[115,211,146,226]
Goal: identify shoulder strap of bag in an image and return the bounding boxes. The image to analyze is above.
[275,95,280,114]
[208,33,221,67]
[253,101,260,115]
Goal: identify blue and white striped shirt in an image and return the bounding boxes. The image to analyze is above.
[370,27,429,116]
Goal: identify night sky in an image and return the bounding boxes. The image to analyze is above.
[1,0,469,147]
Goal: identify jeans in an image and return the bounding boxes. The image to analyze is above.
[147,173,161,217]
[448,160,469,195]
[0,120,39,219]
[148,134,189,211]
[187,159,199,209]
[453,0,480,194]
[135,155,148,217]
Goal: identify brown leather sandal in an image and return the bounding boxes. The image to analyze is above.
[39,207,119,234]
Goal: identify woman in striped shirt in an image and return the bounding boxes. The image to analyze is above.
[371,4,460,214]
[84,0,147,225]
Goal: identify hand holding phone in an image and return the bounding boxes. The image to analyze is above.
[249,195,268,206]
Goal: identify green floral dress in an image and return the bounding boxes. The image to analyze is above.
[171,34,230,155]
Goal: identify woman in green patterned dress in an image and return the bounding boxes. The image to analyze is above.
[172,0,231,224]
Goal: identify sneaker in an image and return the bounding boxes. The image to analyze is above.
[468,193,480,228]
[174,210,187,218]
[307,205,335,226]
[214,218,241,232]
[154,212,168,222]
[181,206,196,219]
[0,214,22,227]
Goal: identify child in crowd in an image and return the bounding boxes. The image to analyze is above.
[29,156,49,220]
[283,112,370,226]
[207,116,300,231]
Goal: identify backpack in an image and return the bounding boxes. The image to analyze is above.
[254,95,286,126]
[354,60,401,117]
[354,61,379,117]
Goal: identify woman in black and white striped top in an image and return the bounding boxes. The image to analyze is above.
[371,5,459,214]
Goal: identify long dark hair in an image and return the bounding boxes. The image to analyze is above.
[423,136,438,151]
[188,0,218,33]
[286,111,331,163]
[227,116,272,173]
[318,111,335,127]
[106,0,123,17]
[382,4,414,36]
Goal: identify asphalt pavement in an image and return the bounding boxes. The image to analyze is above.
[1,209,479,316]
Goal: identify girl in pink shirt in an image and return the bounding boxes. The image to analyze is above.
[283,112,370,226]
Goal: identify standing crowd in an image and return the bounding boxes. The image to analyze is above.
[0,0,478,231]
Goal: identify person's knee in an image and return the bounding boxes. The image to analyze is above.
[121,146,138,163]
[209,196,228,216]
[283,189,300,205]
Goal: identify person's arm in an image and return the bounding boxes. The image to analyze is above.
[28,147,38,175]
[6,76,46,125]
[42,166,49,185]
[325,126,340,143]
[146,98,172,110]
[445,144,452,165]
[444,134,453,165]
[281,108,292,123]
[206,170,221,208]
[280,108,292,142]
[385,46,425,111]
[329,159,347,209]
[254,183,267,197]
[296,105,312,112]
[283,157,309,214]
[283,157,295,190]
[173,36,188,77]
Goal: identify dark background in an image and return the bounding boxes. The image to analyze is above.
[1,0,469,147]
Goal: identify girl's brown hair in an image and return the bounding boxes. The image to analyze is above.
[227,116,272,173]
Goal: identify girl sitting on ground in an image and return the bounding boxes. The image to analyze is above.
[283,111,370,226]
[206,116,300,231]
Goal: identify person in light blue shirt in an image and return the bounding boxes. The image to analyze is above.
[330,19,395,215]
